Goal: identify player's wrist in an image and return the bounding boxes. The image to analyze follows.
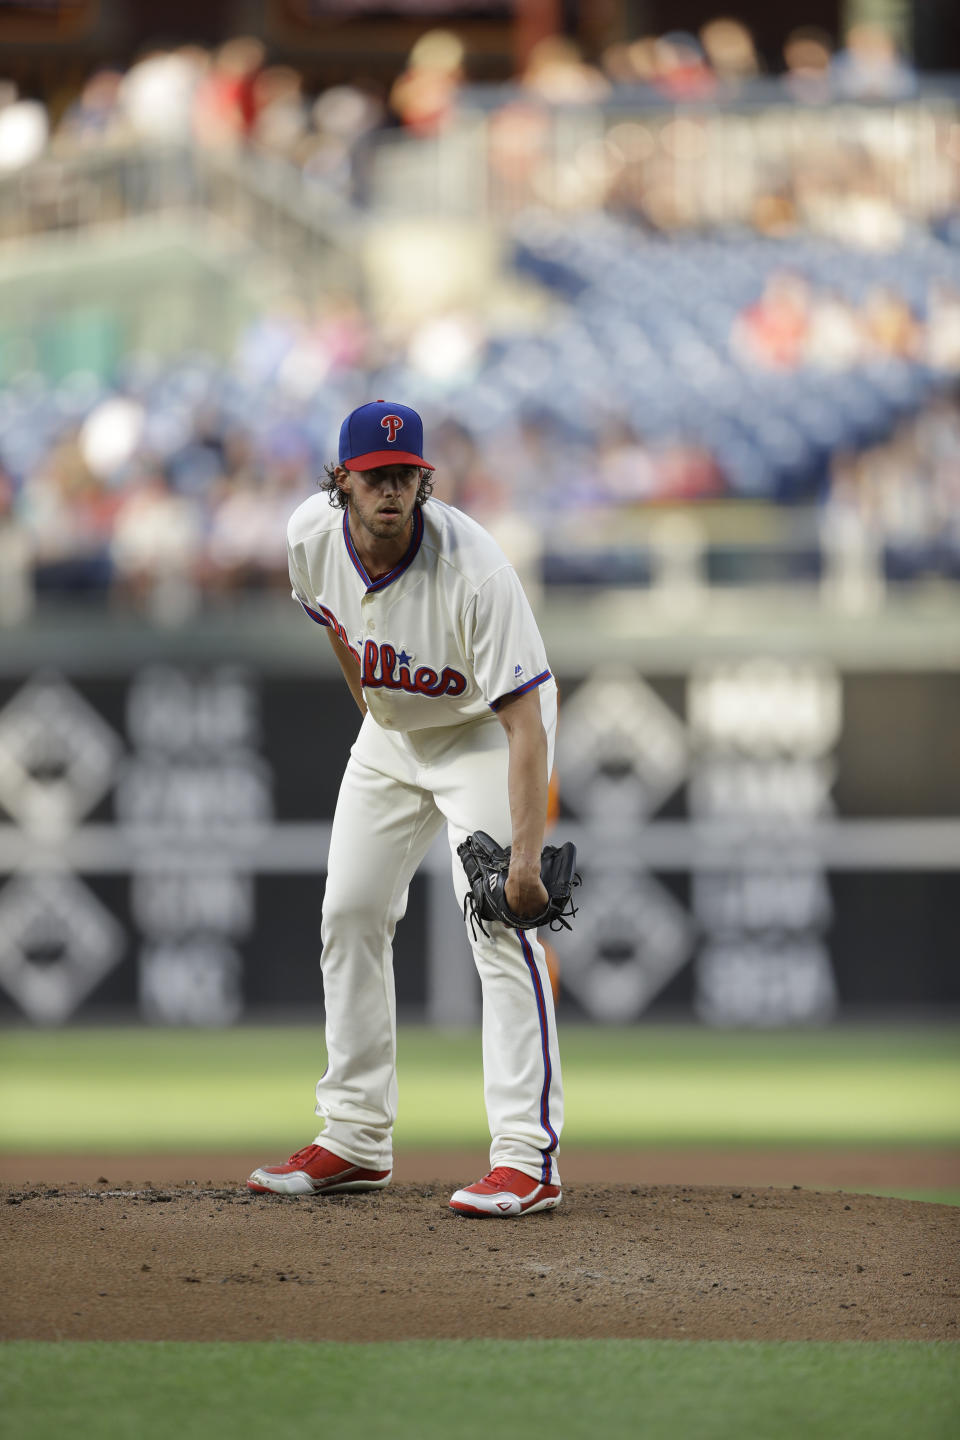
[509,867,543,895]
[509,849,541,874]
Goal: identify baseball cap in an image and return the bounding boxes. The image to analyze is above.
[338,400,435,472]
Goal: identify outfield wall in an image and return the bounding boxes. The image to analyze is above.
[0,621,957,1028]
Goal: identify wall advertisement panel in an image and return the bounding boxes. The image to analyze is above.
[0,658,956,1026]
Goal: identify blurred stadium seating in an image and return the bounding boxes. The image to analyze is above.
[0,17,959,617]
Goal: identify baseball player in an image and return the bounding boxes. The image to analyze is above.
[248,400,563,1217]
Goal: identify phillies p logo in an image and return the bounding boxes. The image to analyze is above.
[381,414,404,444]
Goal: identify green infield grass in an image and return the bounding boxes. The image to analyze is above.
[867,1188,960,1207]
[1,1024,958,1152]
[1,1340,957,1440]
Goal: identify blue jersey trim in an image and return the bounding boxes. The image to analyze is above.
[489,670,552,712]
[299,600,330,627]
[517,928,559,1183]
[342,506,424,593]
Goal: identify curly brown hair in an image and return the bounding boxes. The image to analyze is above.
[320,462,435,510]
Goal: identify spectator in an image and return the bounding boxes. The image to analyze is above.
[306,83,385,200]
[650,33,716,100]
[916,395,960,551]
[599,43,649,89]
[0,462,31,623]
[235,300,306,389]
[596,424,658,502]
[655,441,725,501]
[487,101,550,209]
[407,312,483,386]
[620,39,660,87]
[252,65,309,159]
[0,87,48,171]
[313,84,383,147]
[110,467,204,614]
[21,434,116,591]
[734,272,811,370]
[58,70,125,148]
[390,30,464,135]
[822,394,960,582]
[120,47,206,144]
[925,284,960,372]
[862,286,918,360]
[699,18,760,94]
[193,36,264,149]
[166,414,229,498]
[832,24,916,102]
[521,37,609,106]
[806,289,863,370]
[782,28,834,105]
[205,471,281,590]
[79,396,145,482]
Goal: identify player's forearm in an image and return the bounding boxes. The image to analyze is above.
[341,667,367,716]
[502,710,549,870]
[327,631,367,716]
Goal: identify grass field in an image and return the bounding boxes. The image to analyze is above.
[4,1023,958,1437]
[1,1340,957,1440]
[2,1023,958,1152]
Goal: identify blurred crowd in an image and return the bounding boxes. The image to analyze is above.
[0,328,721,621]
[523,19,916,106]
[0,19,920,181]
[0,18,957,617]
[1,204,959,615]
[734,274,960,373]
[0,18,944,257]
[825,395,960,580]
[1,258,958,622]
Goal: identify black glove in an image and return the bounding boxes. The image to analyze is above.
[457,830,580,939]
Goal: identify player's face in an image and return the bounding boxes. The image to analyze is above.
[338,465,421,542]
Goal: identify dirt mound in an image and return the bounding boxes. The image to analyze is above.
[3,1145,958,1189]
[3,1181,957,1343]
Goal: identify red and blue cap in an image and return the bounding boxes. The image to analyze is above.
[338,400,435,472]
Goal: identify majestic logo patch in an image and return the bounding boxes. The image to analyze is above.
[380,414,404,444]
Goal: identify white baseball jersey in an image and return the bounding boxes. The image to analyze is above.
[287,496,552,728]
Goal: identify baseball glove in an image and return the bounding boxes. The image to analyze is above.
[458,830,580,939]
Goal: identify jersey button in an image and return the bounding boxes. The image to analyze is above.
[367,621,376,632]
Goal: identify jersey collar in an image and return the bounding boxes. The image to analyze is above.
[342,505,425,593]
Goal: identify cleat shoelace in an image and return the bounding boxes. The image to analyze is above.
[477,1166,525,1191]
[286,1145,321,1166]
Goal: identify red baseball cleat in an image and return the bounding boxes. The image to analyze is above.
[247,1144,391,1196]
[449,1165,562,1218]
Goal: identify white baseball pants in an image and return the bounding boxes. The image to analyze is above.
[313,682,563,1185]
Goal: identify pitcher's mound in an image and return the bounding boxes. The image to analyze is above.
[3,1182,957,1342]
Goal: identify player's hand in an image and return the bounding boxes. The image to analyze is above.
[505,867,549,920]
[458,831,580,937]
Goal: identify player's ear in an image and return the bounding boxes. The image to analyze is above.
[334,465,352,496]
